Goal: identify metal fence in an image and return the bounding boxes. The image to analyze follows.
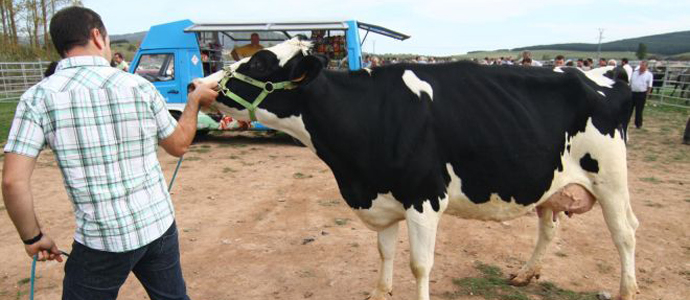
[1,60,689,108]
[0,61,52,102]
[649,63,690,109]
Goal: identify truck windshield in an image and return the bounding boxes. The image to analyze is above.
[135,53,175,82]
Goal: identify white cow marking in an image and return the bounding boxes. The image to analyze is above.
[598,91,606,97]
[581,66,615,88]
[266,38,312,67]
[553,67,564,73]
[402,70,434,101]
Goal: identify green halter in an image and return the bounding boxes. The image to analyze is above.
[218,70,298,122]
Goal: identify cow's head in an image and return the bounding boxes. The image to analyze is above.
[199,38,327,147]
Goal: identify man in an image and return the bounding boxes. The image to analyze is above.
[621,58,633,83]
[629,60,654,129]
[520,50,542,67]
[684,117,690,145]
[554,55,565,67]
[576,58,584,69]
[113,52,128,71]
[607,59,617,67]
[2,6,217,300]
[231,32,263,61]
[598,58,607,68]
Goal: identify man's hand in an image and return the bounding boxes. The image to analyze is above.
[189,80,218,108]
[25,234,63,262]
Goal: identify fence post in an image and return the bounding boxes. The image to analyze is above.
[661,65,669,106]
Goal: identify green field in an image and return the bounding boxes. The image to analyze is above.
[0,102,18,144]
[453,50,641,62]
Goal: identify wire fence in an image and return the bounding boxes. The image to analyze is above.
[0,61,52,102]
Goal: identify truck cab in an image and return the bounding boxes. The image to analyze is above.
[129,19,409,130]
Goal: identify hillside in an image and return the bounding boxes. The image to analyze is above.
[513,30,690,56]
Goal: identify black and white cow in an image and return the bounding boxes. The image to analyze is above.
[199,38,639,300]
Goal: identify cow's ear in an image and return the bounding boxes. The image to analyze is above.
[290,54,328,85]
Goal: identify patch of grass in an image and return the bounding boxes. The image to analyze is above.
[640,177,662,184]
[184,156,202,161]
[231,143,248,148]
[644,201,664,208]
[227,155,240,160]
[555,251,568,258]
[318,199,340,207]
[189,148,211,154]
[334,218,350,226]
[643,154,658,162]
[596,261,614,274]
[222,167,236,173]
[444,261,597,300]
[218,143,233,148]
[15,290,28,300]
[17,278,30,285]
[293,172,313,179]
[0,205,5,212]
[0,102,19,144]
[200,144,211,148]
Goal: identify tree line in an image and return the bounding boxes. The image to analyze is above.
[0,0,80,61]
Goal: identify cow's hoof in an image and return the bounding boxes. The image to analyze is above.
[508,269,540,286]
[365,290,393,300]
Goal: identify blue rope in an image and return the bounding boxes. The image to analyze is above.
[29,255,37,300]
[168,156,184,192]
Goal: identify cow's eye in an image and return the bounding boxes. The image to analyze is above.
[250,59,265,72]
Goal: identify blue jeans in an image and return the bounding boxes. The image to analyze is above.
[62,221,190,300]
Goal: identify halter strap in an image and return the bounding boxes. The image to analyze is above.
[218,70,297,122]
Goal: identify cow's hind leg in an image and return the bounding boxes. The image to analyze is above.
[598,188,639,300]
[405,204,443,300]
[510,207,559,286]
[367,222,399,300]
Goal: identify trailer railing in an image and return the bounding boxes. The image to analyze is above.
[0,61,51,102]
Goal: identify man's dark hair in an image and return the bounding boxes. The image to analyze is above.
[622,58,629,64]
[50,6,107,58]
[44,61,58,77]
[555,55,564,60]
[114,52,123,59]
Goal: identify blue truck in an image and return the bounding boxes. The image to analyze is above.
[129,19,409,131]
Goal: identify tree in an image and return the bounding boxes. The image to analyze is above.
[636,43,647,60]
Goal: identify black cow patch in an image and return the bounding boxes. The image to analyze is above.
[580,153,600,173]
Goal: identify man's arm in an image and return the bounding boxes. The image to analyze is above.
[2,153,62,261]
[231,48,240,61]
[159,80,218,157]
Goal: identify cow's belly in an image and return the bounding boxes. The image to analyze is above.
[353,193,407,231]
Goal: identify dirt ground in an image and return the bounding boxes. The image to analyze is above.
[1,107,688,300]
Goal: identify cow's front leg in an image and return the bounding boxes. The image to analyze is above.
[367,222,399,300]
[510,207,559,286]
[405,205,443,300]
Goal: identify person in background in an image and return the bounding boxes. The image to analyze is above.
[2,6,217,300]
[587,58,594,68]
[554,55,565,67]
[629,60,654,129]
[598,58,607,68]
[576,58,584,69]
[607,59,617,67]
[582,59,592,71]
[621,58,633,82]
[231,33,263,61]
[565,60,574,67]
[521,58,532,66]
[113,52,128,71]
[521,50,542,66]
[683,118,690,145]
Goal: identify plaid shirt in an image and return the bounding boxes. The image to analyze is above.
[4,56,178,252]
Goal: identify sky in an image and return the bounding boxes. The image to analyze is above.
[87,0,690,56]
